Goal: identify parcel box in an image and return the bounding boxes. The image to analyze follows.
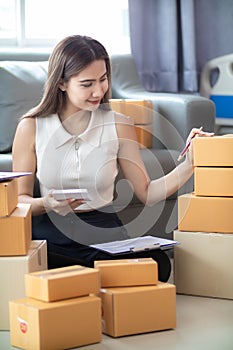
[0,203,32,256]
[178,193,233,233]
[174,230,233,299]
[0,179,18,216]
[25,265,100,302]
[194,166,233,197]
[110,99,153,148]
[9,295,102,350]
[193,135,233,166]
[0,240,47,330]
[99,283,176,337]
[94,258,158,287]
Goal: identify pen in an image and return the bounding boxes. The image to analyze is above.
[177,126,203,161]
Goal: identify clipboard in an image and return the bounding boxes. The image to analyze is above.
[0,171,32,182]
[90,235,179,255]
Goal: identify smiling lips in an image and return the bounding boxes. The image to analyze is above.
[88,100,100,105]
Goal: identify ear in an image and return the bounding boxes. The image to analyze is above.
[59,80,66,92]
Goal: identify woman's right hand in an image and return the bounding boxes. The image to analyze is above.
[43,192,85,216]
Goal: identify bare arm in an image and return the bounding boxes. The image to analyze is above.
[116,115,210,206]
[12,117,46,215]
[12,118,45,215]
[12,118,84,216]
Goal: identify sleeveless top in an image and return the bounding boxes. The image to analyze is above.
[36,108,127,211]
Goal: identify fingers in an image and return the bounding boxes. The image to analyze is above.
[187,127,214,143]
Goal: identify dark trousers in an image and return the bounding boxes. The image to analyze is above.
[32,208,171,282]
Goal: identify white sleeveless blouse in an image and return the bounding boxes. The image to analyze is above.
[36,108,122,210]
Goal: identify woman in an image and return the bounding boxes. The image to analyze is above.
[12,35,213,281]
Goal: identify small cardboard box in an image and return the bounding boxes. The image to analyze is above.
[178,193,233,233]
[25,265,100,302]
[174,230,233,299]
[194,166,233,197]
[0,240,47,330]
[110,99,153,148]
[9,295,102,350]
[94,258,158,287]
[193,135,233,166]
[0,179,18,216]
[0,203,32,256]
[99,283,176,337]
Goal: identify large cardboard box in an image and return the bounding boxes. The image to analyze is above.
[25,265,100,302]
[94,258,158,287]
[9,295,102,350]
[0,179,18,216]
[99,283,176,337]
[194,167,233,197]
[178,193,233,233]
[193,135,233,166]
[174,230,233,299]
[0,240,47,330]
[110,99,153,148]
[0,203,32,256]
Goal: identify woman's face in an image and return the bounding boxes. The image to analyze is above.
[60,59,108,116]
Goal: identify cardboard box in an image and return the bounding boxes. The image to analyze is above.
[194,167,233,197]
[0,179,18,216]
[94,258,158,287]
[110,99,153,148]
[25,265,100,302]
[0,240,47,330]
[174,230,233,299]
[178,193,233,233]
[193,135,233,166]
[0,203,32,256]
[9,295,102,350]
[99,283,176,337]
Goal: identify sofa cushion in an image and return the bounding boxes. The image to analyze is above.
[0,61,48,153]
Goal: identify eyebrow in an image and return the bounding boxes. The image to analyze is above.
[79,72,107,83]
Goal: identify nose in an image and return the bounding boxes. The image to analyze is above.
[92,83,104,98]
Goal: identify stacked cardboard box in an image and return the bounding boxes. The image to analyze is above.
[9,265,102,350]
[94,258,176,337]
[174,136,233,299]
[110,99,153,148]
[0,179,32,256]
[0,178,48,330]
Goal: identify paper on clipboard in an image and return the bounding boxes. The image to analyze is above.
[90,235,179,255]
[0,172,32,181]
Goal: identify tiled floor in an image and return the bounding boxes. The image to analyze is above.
[1,260,233,350]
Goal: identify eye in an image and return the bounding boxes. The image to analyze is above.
[80,82,92,88]
[100,76,108,83]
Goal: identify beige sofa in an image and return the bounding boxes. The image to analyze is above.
[0,52,215,239]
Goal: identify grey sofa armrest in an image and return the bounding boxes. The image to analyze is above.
[111,54,215,150]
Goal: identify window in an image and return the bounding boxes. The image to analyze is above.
[0,0,130,54]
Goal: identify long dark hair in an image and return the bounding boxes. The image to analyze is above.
[24,35,112,118]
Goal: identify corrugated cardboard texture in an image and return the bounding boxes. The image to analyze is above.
[174,230,233,299]
[0,203,32,255]
[0,179,18,216]
[100,283,176,337]
[94,258,158,287]
[193,136,233,166]
[0,240,47,330]
[25,265,100,302]
[178,193,233,233]
[194,167,233,196]
[9,296,102,350]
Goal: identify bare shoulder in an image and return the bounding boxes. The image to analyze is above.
[13,117,36,150]
[114,112,136,140]
[17,117,36,132]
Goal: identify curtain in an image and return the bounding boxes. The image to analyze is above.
[128,0,233,93]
